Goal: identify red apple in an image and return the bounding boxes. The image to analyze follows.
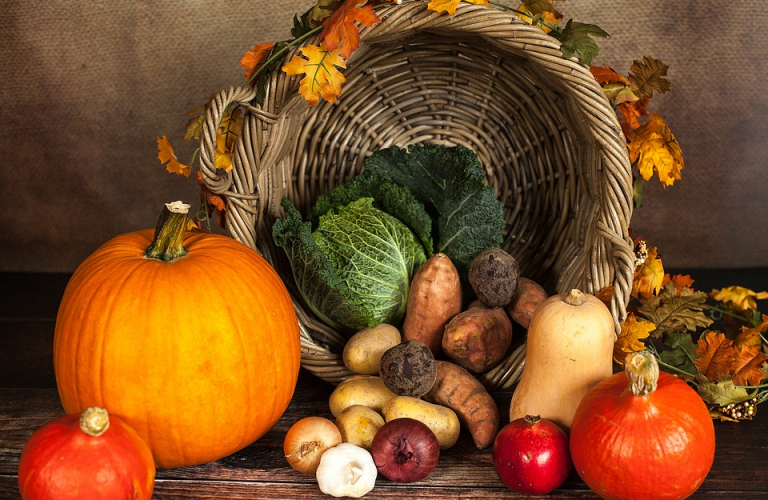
[492,415,572,495]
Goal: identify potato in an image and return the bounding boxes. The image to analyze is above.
[442,302,513,373]
[343,324,402,375]
[329,375,398,417]
[468,247,519,308]
[379,340,436,397]
[402,253,462,354]
[381,396,461,449]
[335,405,385,451]
[505,277,549,329]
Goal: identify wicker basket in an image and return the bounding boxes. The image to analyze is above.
[198,2,635,391]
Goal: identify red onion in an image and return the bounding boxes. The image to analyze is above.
[370,418,439,483]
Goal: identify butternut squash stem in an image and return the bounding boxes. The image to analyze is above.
[624,351,659,396]
[145,201,191,261]
[80,407,110,437]
[564,289,586,306]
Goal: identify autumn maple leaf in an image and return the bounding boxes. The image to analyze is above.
[617,98,648,135]
[515,1,563,33]
[320,0,380,59]
[632,245,664,300]
[241,42,275,84]
[732,345,768,386]
[614,313,655,365]
[157,135,191,177]
[628,55,671,99]
[517,0,563,18]
[428,0,489,17]
[662,274,695,296]
[282,43,347,106]
[695,331,738,382]
[735,315,768,350]
[627,112,684,187]
[590,65,628,86]
[711,286,768,311]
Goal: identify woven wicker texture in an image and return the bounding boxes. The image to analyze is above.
[198,2,634,391]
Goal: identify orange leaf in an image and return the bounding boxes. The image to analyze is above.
[320,0,380,59]
[428,0,489,17]
[694,332,739,382]
[590,65,628,86]
[711,286,768,311]
[627,113,684,187]
[614,313,655,365]
[595,285,614,308]
[515,3,562,33]
[732,345,768,386]
[735,315,768,350]
[632,246,664,300]
[241,42,275,83]
[617,97,649,135]
[662,274,695,296]
[157,135,191,177]
[282,43,347,106]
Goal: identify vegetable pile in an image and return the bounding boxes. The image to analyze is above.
[273,144,505,333]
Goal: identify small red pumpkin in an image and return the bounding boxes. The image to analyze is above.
[570,350,716,500]
[18,407,155,499]
[54,202,302,468]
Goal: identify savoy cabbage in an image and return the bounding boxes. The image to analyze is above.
[273,197,427,333]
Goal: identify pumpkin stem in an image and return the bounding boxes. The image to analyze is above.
[145,201,191,262]
[625,351,659,396]
[80,407,110,437]
[564,289,586,306]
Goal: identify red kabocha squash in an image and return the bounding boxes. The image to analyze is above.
[570,351,716,500]
[53,201,302,468]
[18,407,155,499]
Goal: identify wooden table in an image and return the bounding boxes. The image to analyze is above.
[2,270,767,499]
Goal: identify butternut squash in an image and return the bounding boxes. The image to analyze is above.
[509,289,614,431]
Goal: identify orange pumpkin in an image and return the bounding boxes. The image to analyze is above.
[18,407,155,499]
[54,201,302,469]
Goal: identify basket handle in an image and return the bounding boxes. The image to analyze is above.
[197,85,284,250]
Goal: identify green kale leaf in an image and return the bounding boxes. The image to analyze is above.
[363,144,505,280]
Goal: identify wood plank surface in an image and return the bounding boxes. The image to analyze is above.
[1,271,767,499]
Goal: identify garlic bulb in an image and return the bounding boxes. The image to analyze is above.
[316,443,377,497]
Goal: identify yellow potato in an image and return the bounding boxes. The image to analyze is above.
[381,396,460,449]
[329,375,398,417]
[335,405,386,451]
[343,324,402,375]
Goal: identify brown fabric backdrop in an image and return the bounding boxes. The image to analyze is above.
[2,0,766,272]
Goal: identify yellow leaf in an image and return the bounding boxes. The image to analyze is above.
[614,313,655,365]
[282,43,347,106]
[632,246,664,300]
[157,135,191,177]
[214,131,233,172]
[428,0,488,17]
[711,286,768,311]
[515,3,562,32]
[627,113,684,187]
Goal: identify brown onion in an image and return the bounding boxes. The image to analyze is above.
[283,416,342,474]
[370,418,439,483]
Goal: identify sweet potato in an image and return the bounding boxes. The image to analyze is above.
[402,253,462,354]
[442,302,513,373]
[504,277,549,329]
[425,360,499,449]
